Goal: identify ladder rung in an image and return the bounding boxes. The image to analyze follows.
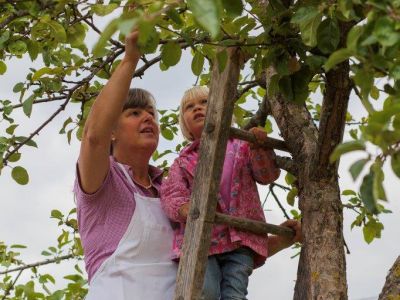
[214,212,295,238]
[229,127,289,152]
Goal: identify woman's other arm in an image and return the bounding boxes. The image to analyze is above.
[78,31,140,194]
[268,219,302,257]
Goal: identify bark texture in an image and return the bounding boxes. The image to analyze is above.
[379,256,400,300]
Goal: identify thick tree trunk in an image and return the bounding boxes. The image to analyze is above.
[266,64,349,299]
[379,256,400,300]
[294,179,347,300]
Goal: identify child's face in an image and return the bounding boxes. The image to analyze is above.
[183,97,208,140]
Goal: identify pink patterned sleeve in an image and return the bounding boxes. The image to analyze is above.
[248,143,281,184]
[160,160,191,223]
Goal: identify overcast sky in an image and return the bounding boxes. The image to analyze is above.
[1,14,399,300]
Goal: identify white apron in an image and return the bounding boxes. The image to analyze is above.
[85,164,177,300]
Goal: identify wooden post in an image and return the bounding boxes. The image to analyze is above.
[174,48,242,300]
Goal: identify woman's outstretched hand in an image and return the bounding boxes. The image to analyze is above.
[267,219,302,257]
[124,30,141,63]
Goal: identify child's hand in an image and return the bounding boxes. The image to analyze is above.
[178,203,190,219]
[249,127,268,149]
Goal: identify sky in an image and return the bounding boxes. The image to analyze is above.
[1,14,400,300]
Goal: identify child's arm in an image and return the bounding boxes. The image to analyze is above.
[160,161,191,222]
[248,127,281,184]
[268,219,302,257]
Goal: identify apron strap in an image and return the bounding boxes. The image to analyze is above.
[117,162,141,194]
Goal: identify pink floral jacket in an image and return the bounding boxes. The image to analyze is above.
[160,138,280,268]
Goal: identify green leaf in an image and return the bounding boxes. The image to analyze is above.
[363,220,383,244]
[342,189,356,196]
[391,151,400,178]
[41,250,51,256]
[161,42,182,67]
[324,48,353,71]
[11,166,29,185]
[138,21,160,54]
[285,172,296,185]
[346,26,363,51]
[286,187,298,206]
[372,162,387,201]
[51,209,63,220]
[187,0,221,38]
[349,158,368,181]
[161,128,174,140]
[317,18,340,54]
[8,40,27,55]
[6,124,18,135]
[0,61,6,75]
[93,19,119,57]
[91,3,118,16]
[32,67,53,81]
[291,6,322,47]
[166,9,183,25]
[13,82,24,93]
[221,0,243,17]
[329,140,366,163]
[67,23,87,47]
[11,244,27,249]
[373,17,400,47]
[191,51,205,76]
[360,172,378,214]
[8,153,21,163]
[23,95,35,117]
[44,20,67,42]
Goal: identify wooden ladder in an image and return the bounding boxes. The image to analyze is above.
[174,48,293,300]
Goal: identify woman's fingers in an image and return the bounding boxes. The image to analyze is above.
[249,127,268,149]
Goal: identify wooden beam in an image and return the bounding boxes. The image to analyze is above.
[174,48,242,300]
[229,127,289,152]
[214,212,295,238]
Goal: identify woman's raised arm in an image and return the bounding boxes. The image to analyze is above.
[78,31,140,194]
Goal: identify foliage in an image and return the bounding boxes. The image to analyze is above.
[1,0,400,298]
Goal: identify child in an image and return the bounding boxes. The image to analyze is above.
[160,86,282,300]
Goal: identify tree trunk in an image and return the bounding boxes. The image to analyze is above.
[266,63,349,299]
[379,256,400,300]
[294,179,347,300]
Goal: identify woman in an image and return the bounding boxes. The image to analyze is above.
[73,30,177,300]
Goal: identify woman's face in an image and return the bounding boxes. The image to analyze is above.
[183,97,208,140]
[113,105,159,154]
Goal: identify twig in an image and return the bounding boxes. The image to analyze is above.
[0,254,75,275]
[1,270,23,300]
[270,184,290,219]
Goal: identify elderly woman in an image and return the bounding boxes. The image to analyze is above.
[73,31,177,300]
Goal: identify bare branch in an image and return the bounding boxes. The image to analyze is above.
[1,270,23,300]
[0,254,75,275]
[269,183,291,220]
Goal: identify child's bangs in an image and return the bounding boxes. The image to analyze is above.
[181,86,209,109]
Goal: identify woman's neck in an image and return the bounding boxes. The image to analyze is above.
[113,149,151,182]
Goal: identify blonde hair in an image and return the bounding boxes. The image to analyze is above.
[179,86,209,141]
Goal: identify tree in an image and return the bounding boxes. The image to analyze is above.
[0,0,399,299]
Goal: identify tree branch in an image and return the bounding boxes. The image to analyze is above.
[316,21,353,177]
[275,155,297,175]
[0,254,75,275]
[3,48,125,165]
[1,270,23,300]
